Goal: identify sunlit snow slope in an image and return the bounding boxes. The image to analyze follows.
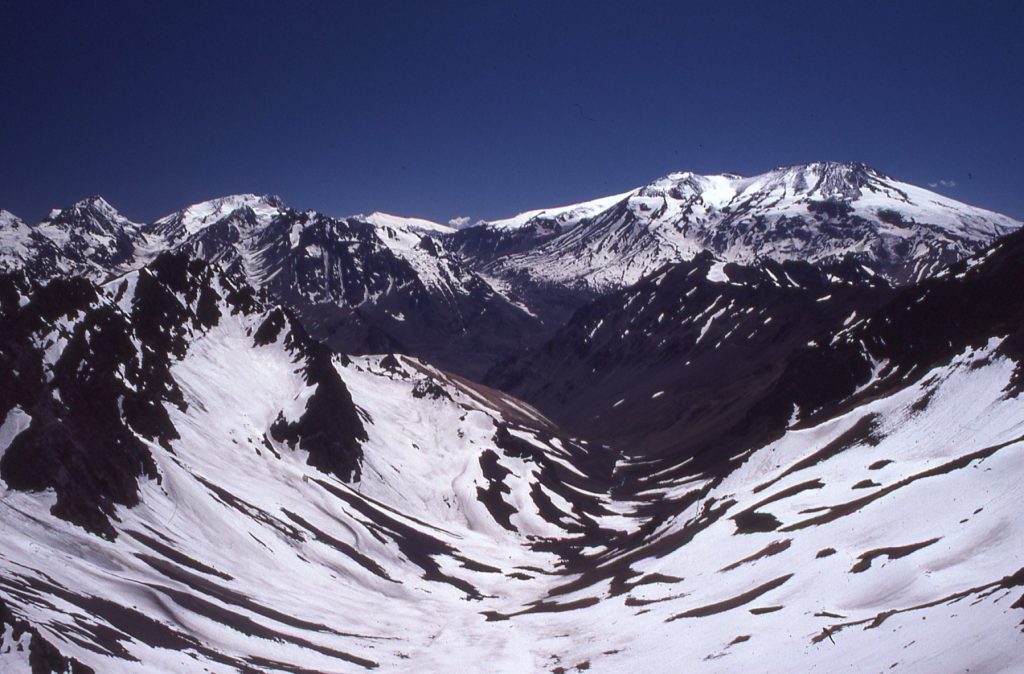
[1,234,1024,672]
[0,254,625,672]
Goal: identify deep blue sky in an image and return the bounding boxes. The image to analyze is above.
[2,1,1022,224]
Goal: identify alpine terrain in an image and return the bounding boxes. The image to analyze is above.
[2,163,1023,673]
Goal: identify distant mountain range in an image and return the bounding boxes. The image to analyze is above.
[2,163,1024,673]
[1,162,1017,375]
[451,161,1018,322]
[2,195,538,378]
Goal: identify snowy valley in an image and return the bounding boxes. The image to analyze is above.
[1,164,1024,673]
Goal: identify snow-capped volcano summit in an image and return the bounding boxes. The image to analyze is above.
[453,162,1020,309]
[637,161,1013,238]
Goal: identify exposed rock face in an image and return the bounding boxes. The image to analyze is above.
[486,252,893,463]
[0,253,366,537]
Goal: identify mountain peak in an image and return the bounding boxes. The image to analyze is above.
[634,162,890,205]
[150,193,287,239]
[0,209,25,227]
[778,160,876,174]
[43,195,139,232]
[778,160,884,188]
[187,193,286,213]
[73,195,135,222]
[363,211,455,234]
[73,194,118,211]
[464,162,1021,293]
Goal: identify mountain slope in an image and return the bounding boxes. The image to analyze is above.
[2,238,1024,672]
[484,227,1024,671]
[0,195,546,378]
[550,332,1024,673]
[155,198,542,377]
[486,253,893,461]
[0,197,150,281]
[0,253,624,672]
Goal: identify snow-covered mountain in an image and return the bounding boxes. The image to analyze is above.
[153,197,542,377]
[2,168,1024,672]
[2,164,1018,368]
[451,162,1020,322]
[0,253,621,671]
[2,233,1024,672]
[0,197,150,281]
[0,195,544,378]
